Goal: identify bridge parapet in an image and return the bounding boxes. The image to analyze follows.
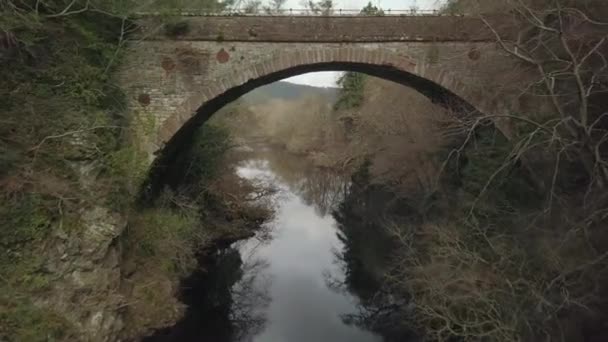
[135,8,448,16]
[134,15,516,42]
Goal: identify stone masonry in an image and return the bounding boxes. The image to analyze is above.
[116,15,526,157]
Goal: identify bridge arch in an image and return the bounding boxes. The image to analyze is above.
[154,46,491,161]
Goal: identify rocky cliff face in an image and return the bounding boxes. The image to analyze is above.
[38,205,126,341]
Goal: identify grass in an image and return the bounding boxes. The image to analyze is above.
[118,123,275,338]
[0,294,75,342]
[124,207,202,275]
[118,205,201,338]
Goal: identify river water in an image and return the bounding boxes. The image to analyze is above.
[145,146,391,342]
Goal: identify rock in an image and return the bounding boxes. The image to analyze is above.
[80,206,123,261]
[35,204,128,341]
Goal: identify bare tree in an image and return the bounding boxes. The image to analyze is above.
[264,0,286,14]
[480,0,608,188]
[242,0,261,13]
[301,0,333,15]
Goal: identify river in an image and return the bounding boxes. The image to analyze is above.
[144,146,401,342]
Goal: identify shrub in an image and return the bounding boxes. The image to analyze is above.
[334,72,366,110]
[124,206,203,276]
[382,123,608,341]
[0,295,74,342]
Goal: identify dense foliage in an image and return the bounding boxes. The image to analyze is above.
[0,2,133,339]
[0,1,271,340]
[334,72,366,110]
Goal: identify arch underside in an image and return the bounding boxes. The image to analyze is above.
[144,51,495,198]
[159,62,481,153]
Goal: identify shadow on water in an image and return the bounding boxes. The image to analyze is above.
[329,160,420,342]
[142,246,270,342]
[235,145,350,217]
[143,145,417,342]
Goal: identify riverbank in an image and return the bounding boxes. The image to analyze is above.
[142,144,391,341]
[118,127,278,340]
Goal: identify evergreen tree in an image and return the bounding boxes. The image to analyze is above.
[334,72,365,110]
[360,1,384,15]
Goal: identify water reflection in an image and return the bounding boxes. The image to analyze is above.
[236,155,380,342]
[236,145,349,217]
[145,146,384,342]
[143,245,270,341]
[229,248,271,342]
[329,163,418,342]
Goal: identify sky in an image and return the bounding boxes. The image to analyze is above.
[282,0,445,87]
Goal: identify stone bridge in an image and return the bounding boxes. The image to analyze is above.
[117,15,525,162]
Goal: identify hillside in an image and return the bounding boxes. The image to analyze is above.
[240,81,338,105]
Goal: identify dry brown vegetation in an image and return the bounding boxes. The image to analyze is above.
[212,1,608,340]
[119,124,276,338]
[216,77,452,197]
[373,1,608,341]
[0,1,269,340]
[338,78,450,196]
[125,0,607,339]
[214,95,335,154]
